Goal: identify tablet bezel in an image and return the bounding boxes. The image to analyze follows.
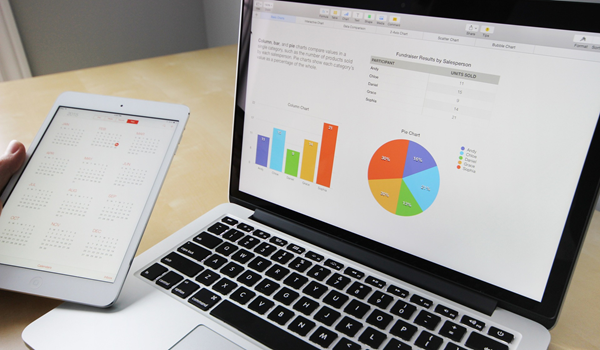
[0,91,189,307]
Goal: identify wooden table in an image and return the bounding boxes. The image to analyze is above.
[0,45,598,349]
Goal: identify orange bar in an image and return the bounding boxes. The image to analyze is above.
[300,140,318,182]
[316,123,338,187]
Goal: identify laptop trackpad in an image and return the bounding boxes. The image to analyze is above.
[170,325,245,350]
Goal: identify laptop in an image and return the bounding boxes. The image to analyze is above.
[22,0,600,349]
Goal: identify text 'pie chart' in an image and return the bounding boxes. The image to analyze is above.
[368,140,440,216]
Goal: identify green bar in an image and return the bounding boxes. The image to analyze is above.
[285,149,300,177]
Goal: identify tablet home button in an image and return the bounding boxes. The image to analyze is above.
[30,277,43,289]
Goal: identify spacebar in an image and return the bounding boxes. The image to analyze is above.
[211,300,318,350]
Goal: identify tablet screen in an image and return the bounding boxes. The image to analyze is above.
[0,106,179,283]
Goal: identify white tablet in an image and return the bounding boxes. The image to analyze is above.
[0,92,189,307]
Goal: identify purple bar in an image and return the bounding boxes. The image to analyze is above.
[256,135,270,167]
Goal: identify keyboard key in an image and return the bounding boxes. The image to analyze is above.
[314,306,341,326]
[368,291,393,309]
[195,269,220,286]
[366,309,393,330]
[230,286,255,305]
[141,263,167,281]
[274,287,300,305]
[254,242,277,256]
[269,236,287,246]
[288,315,315,336]
[306,265,331,281]
[231,249,254,264]
[271,249,295,264]
[303,281,328,299]
[439,321,466,342]
[212,277,238,295]
[390,319,418,341]
[288,257,312,272]
[310,326,338,348]
[358,327,387,349]
[222,228,245,242]
[287,243,305,255]
[415,310,441,331]
[465,332,508,350]
[237,223,254,232]
[385,338,412,349]
[326,273,351,290]
[390,300,416,320]
[387,285,409,299]
[238,235,260,249]
[204,254,228,269]
[156,271,183,290]
[221,216,238,226]
[344,299,371,319]
[193,231,223,249]
[171,279,200,299]
[488,326,514,344]
[188,288,221,311]
[365,276,386,289]
[219,262,244,278]
[335,316,363,337]
[435,304,458,320]
[265,264,290,281]
[415,331,443,350]
[334,338,361,350]
[236,270,262,287]
[207,222,229,235]
[293,296,319,315]
[324,258,344,270]
[283,272,308,289]
[248,256,272,272]
[444,343,467,350]
[248,296,274,314]
[161,252,204,277]
[268,305,295,325]
[211,300,318,349]
[177,242,211,262]
[347,281,372,299]
[255,278,280,296]
[305,251,324,262]
[344,267,365,280]
[410,294,433,308]
[215,242,238,256]
[323,290,349,309]
[461,315,485,331]
[253,229,270,239]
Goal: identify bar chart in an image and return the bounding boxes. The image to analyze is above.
[255,123,339,188]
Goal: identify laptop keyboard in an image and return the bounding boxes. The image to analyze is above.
[137,216,518,350]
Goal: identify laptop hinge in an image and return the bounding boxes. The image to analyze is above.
[251,209,498,316]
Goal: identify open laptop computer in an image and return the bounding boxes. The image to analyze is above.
[22,0,600,349]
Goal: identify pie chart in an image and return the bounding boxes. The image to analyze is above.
[368,140,439,216]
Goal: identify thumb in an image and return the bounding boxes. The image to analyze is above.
[0,140,26,215]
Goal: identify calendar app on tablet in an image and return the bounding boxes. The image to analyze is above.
[0,107,179,282]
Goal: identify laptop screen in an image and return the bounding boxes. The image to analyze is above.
[233,0,600,319]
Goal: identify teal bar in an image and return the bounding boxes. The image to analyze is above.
[270,128,286,172]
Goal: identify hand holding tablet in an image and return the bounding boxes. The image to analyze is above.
[0,92,189,307]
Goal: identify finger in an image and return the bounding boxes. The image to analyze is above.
[0,141,26,214]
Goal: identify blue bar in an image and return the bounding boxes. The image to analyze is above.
[256,135,270,167]
[269,128,286,172]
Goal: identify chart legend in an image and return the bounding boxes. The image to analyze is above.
[368,140,439,216]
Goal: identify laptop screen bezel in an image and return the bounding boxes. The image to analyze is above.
[229,0,600,328]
